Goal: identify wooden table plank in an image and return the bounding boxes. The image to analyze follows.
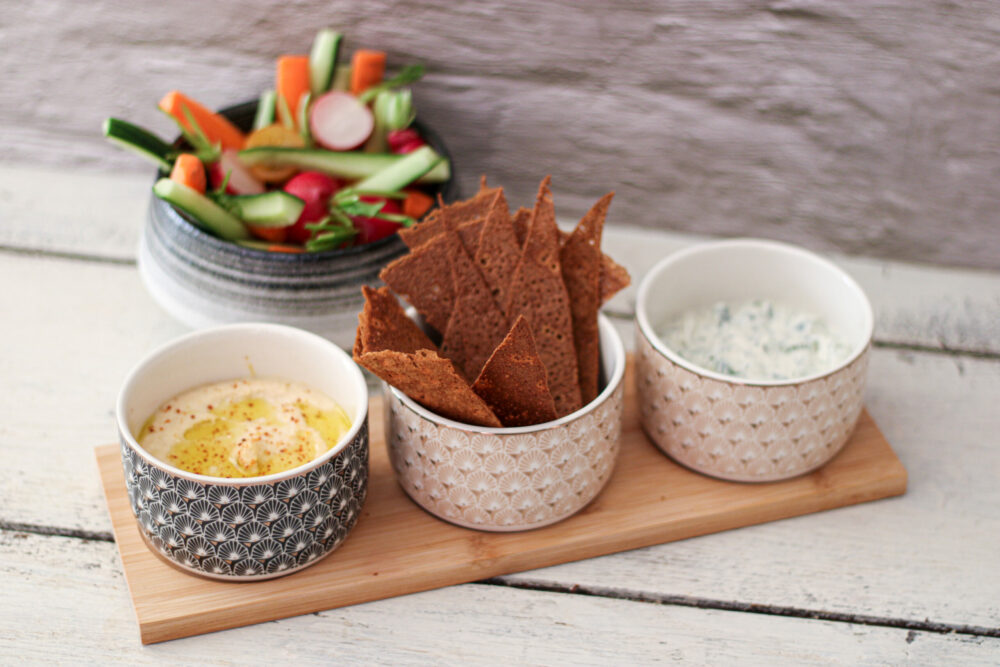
[3,531,998,663]
[0,165,149,261]
[501,346,1000,629]
[0,251,997,631]
[3,165,1000,353]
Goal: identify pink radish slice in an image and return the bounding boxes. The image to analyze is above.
[310,91,374,151]
[352,196,403,245]
[283,171,342,244]
[210,150,265,195]
[387,128,424,153]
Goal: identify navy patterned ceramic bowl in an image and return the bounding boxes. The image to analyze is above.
[139,102,459,348]
[115,323,369,581]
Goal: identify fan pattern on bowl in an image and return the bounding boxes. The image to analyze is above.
[386,384,624,531]
[636,331,868,482]
[120,422,368,580]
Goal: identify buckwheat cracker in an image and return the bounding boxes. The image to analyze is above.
[379,233,456,334]
[472,316,557,427]
[357,349,501,427]
[504,176,582,417]
[438,226,509,381]
[560,192,614,404]
[472,191,519,307]
[355,285,436,357]
[398,185,501,250]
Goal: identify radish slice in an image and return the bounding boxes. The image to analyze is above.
[210,150,265,195]
[310,91,374,151]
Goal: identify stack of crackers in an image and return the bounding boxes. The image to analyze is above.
[352,176,630,428]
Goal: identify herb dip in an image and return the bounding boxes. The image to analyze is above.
[656,299,851,381]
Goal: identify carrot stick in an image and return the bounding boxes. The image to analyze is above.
[158,91,245,151]
[169,153,207,194]
[350,50,386,97]
[268,245,304,253]
[277,55,311,127]
[268,243,304,253]
[402,189,434,219]
[246,224,289,244]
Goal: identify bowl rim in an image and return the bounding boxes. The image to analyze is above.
[115,322,368,485]
[635,238,874,387]
[386,313,626,433]
[150,101,456,262]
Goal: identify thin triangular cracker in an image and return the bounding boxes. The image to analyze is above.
[599,254,630,304]
[398,208,444,249]
[356,349,501,427]
[398,184,501,250]
[560,192,614,404]
[355,286,436,356]
[379,234,455,334]
[439,227,509,381]
[504,176,582,417]
[510,207,531,247]
[473,191,519,307]
[552,228,630,306]
[456,217,487,257]
[472,316,557,427]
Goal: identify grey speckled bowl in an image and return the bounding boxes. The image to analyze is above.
[139,101,459,348]
[115,322,370,581]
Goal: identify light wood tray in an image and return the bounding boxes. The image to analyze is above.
[96,363,907,644]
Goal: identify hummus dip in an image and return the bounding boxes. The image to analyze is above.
[137,378,351,478]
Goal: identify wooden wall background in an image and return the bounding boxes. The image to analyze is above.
[2,0,998,270]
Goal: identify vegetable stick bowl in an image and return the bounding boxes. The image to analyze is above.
[140,100,458,348]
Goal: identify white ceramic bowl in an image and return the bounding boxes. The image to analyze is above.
[116,322,369,580]
[385,314,626,531]
[635,239,873,482]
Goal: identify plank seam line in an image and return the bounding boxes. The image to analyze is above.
[870,339,1000,362]
[478,577,1000,639]
[0,244,135,266]
[1,520,114,542]
[5,519,997,638]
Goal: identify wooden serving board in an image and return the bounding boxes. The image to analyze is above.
[96,363,907,645]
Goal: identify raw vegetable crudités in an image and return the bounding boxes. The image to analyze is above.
[102,28,450,253]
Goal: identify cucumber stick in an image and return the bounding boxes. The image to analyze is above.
[237,147,451,183]
[153,178,249,240]
[331,65,352,92]
[253,90,277,130]
[352,146,442,193]
[298,92,312,146]
[366,89,414,153]
[103,118,173,171]
[309,29,343,96]
[218,191,305,228]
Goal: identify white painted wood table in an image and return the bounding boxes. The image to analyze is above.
[2,165,998,664]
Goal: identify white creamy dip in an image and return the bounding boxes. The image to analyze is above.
[137,378,350,478]
[656,299,852,381]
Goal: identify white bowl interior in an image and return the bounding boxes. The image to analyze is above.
[390,313,626,432]
[636,239,873,381]
[116,323,368,478]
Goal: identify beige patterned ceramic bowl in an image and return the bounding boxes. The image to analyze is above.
[385,314,626,531]
[635,239,873,483]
